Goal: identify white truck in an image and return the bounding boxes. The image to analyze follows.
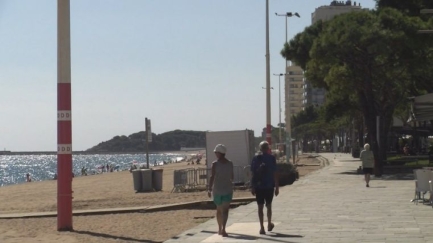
[205,130,256,185]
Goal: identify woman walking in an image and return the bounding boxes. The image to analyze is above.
[360,143,374,187]
[208,144,234,237]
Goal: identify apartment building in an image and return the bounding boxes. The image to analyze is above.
[285,65,305,116]
[311,0,363,24]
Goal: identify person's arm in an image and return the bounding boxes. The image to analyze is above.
[208,162,216,197]
[273,158,279,196]
[250,157,256,195]
[231,162,234,182]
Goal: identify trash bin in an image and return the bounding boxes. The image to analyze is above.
[141,169,153,192]
[132,169,142,192]
[152,168,163,191]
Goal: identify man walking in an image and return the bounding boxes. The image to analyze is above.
[251,141,279,235]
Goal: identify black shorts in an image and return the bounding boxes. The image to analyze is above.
[255,188,274,205]
[363,168,373,174]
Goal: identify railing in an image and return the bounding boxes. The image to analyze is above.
[171,166,251,193]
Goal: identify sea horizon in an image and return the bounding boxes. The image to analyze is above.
[0,148,205,156]
[0,152,203,187]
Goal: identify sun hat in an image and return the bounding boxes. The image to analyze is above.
[213,144,227,154]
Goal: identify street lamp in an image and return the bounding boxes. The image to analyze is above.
[275,12,300,67]
[265,0,272,146]
[275,11,300,163]
[273,73,286,144]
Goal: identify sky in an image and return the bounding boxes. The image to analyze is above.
[0,0,377,151]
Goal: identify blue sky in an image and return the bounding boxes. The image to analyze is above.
[0,0,376,151]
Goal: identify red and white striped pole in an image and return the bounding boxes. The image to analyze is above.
[57,0,73,231]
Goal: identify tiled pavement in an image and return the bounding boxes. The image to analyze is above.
[165,153,433,243]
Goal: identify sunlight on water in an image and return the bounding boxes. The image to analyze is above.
[0,153,186,186]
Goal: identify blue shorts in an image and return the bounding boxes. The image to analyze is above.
[213,193,233,206]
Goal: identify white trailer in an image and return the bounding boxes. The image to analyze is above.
[206,130,256,184]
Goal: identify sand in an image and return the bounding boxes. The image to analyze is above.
[0,154,323,243]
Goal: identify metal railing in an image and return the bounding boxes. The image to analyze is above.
[171,166,252,193]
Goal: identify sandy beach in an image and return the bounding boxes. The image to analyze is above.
[0,154,323,243]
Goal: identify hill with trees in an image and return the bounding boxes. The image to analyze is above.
[86,129,269,153]
[86,130,206,152]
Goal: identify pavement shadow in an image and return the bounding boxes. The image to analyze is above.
[72,230,159,243]
[336,170,359,175]
[335,170,414,180]
[201,230,303,243]
[380,174,414,180]
[267,232,303,238]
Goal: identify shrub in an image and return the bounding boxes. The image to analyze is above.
[277,162,298,186]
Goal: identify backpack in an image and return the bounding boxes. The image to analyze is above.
[252,155,267,187]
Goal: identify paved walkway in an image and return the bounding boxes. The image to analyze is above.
[164,153,433,243]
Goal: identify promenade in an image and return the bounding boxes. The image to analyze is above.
[165,153,433,243]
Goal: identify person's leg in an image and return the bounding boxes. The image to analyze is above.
[265,189,275,231]
[366,173,370,187]
[216,206,223,234]
[221,201,230,237]
[258,204,265,233]
[363,168,369,186]
[266,203,272,226]
[213,195,223,234]
[255,189,266,234]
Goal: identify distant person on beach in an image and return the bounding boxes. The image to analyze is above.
[26,173,32,182]
[250,141,279,235]
[208,144,233,237]
[360,143,374,187]
[81,166,87,176]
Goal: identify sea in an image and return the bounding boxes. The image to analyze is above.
[0,153,190,187]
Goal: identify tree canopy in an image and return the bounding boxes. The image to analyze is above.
[281,5,433,174]
[376,0,433,17]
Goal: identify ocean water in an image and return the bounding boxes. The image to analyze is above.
[0,153,188,186]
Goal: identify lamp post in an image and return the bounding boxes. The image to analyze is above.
[265,0,272,146]
[273,73,286,144]
[275,12,300,67]
[275,11,300,163]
